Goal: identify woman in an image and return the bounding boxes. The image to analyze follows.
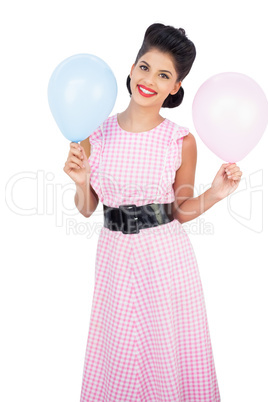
[64,23,242,402]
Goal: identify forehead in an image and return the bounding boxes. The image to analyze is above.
[137,49,176,71]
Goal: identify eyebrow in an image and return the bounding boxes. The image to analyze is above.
[139,60,173,76]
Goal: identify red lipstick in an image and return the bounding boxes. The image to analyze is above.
[137,85,157,97]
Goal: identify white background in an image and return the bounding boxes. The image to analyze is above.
[1,0,267,401]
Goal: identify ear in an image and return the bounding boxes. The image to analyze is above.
[170,81,182,95]
[130,63,135,79]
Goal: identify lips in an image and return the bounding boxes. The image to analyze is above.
[137,85,157,97]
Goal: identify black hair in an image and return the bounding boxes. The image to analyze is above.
[126,23,196,108]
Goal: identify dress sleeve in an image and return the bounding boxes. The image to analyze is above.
[87,125,104,202]
[173,125,190,171]
[88,125,103,176]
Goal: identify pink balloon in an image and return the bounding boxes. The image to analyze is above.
[192,72,268,162]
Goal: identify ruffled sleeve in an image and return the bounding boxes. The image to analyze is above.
[88,126,103,171]
[173,125,190,171]
[88,125,103,200]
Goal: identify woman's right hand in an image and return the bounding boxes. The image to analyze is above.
[63,142,91,185]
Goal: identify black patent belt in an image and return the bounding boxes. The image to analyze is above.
[103,203,174,234]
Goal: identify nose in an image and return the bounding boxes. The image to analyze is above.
[143,72,155,87]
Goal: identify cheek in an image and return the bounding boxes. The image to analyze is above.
[159,80,174,95]
[167,79,180,93]
[130,72,140,87]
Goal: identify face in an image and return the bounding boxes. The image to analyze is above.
[129,49,181,108]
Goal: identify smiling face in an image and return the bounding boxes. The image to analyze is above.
[129,49,182,108]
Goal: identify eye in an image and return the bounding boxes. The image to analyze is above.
[140,65,148,71]
[160,73,169,79]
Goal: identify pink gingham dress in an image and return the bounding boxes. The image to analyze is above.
[80,114,221,401]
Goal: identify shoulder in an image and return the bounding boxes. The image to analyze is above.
[102,114,117,130]
[183,132,196,146]
[165,119,197,153]
[181,132,197,164]
[166,119,197,164]
[166,119,193,141]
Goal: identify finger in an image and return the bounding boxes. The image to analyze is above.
[225,165,239,174]
[69,142,83,157]
[227,165,240,172]
[227,168,242,175]
[226,168,240,176]
[70,162,82,169]
[219,164,229,174]
[70,142,83,158]
[70,147,84,160]
[229,166,240,172]
[69,155,85,169]
[232,176,240,182]
[70,142,81,149]
[222,163,233,170]
[80,145,87,158]
[64,162,82,171]
[227,172,243,180]
[79,146,87,161]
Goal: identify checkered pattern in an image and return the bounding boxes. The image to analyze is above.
[80,114,221,401]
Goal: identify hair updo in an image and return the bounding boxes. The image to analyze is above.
[126,23,196,108]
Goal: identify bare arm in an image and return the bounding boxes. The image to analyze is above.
[172,133,219,224]
[63,141,99,218]
[74,179,99,218]
[80,137,91,159]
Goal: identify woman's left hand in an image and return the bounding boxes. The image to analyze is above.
[210,163,243,201]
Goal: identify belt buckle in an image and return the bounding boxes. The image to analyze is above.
[119,204,140,234]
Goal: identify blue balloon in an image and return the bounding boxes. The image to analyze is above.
[47,53,117,142]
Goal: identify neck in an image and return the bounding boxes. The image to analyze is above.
[118,98,164,132]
